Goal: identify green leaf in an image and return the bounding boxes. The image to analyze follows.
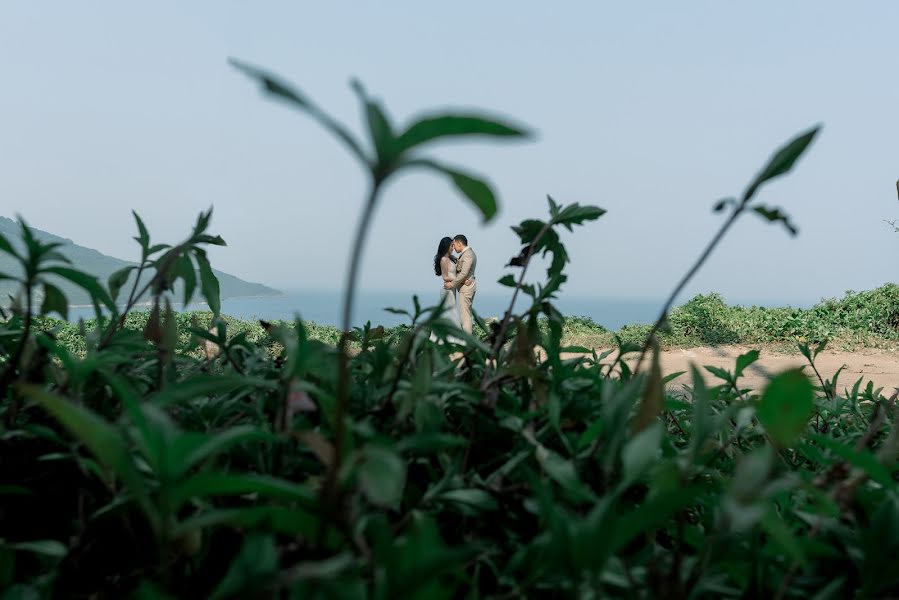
[552,200,606,231]
[210,533,278,600]
[407,159,498,222]
[176,253,197,306]
[193,249,221,317]
[735,349,760,379]
[172,506,321,540]
[535,446,593,503]
[148,374,271,407]
[229,58,368,165]
[756,369,814,447]
[40,283,68,320]
[133,210,150,250]
[760,511,807,566]
[41,266,115,312]
[359,445,406,508]
[107,266,135,303]
[751,205,798,236]
[0,232,20,259]
[170,471,317,509]
[437,489,498,512]
[610,485,706,553]
[7,540,67,559]
[397,433,467,454]
[177,426,270,475]
[394,113,531,156]
[811,434,895,489]
[634,343,663,432]
[744,125,821,201]
[704,365,732,383]
[621,422,663,484]
[351,79,395,167]
[497,274,516,287]
[17,385,153,525]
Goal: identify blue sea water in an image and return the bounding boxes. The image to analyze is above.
[68,289,667,331]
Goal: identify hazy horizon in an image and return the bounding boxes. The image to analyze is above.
[2,2,897,306]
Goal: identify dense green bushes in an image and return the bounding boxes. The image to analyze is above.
[2,63,897,599]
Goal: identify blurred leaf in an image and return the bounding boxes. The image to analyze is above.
[170,472,317,509]
[610,485,706,553]
[176,254,197,306]
[757,369,814,446]
[437,489,498,512]
[18,385,153,524]
[40,283,68,320]
[704,365,732,383]
[811,434,894,489]
[359,445,406,508]
[394,113,530,156]
[148,374,274,407]
[551,200,606,231]
[760,511,807,566]
[407,158,497,222]
[177,426,270,475]
[536,446,593,503]
[735,349,760,379]
[634,343,663,432]
[752,205,798,236]
[744,125,821,201]
[42,266,115,312]
[209,533,278,600]
[7,540,66,559]
[107,266,134,303]
[622,422,663,484]
[229,58,368,164]
[194,249,221,317]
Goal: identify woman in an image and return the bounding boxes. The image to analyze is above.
[431,236,461,341]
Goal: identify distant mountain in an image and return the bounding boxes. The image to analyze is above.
[0,217,281,307]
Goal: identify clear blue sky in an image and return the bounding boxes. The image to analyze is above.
[2,1,897,304]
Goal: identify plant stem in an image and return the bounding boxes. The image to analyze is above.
[484,221,553,382]
[2,282,33,425]
[321,182,381,507]
[635,207,744,374]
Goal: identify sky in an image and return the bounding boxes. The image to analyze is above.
[1,1,897,306]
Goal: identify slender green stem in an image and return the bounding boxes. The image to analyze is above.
[319,182,381,523]
[634,206,744,374]
[2,281,33,425]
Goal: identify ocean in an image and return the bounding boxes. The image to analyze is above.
[67,289,668,331]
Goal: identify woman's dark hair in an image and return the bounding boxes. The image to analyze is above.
[434,237,456,276]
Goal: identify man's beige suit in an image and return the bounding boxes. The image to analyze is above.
[452,247,477,333]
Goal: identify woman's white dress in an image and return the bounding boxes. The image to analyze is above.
[430,259,461,342]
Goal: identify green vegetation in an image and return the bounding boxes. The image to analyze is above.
[0,216,281,307]
[1,63,897,599]
[37,282,899,359]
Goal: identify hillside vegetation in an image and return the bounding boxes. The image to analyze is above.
[0,216,281,306]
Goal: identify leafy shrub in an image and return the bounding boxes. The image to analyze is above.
[1,64,897,600]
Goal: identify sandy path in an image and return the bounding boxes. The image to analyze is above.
[581,346,899,394]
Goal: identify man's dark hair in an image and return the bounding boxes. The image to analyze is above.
[453,234,468,246]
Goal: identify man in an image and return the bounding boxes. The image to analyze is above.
[445,234,477,334]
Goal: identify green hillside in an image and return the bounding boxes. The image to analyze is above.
[0,216,281,307]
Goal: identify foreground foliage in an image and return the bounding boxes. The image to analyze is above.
[1,64,898,600]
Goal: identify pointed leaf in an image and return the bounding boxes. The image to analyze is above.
[744,125,821,201]
[394,113,531,155]
[229,58,368,164]
[193,249,221,317]
[40,283,68,320]
[406,159,498,222]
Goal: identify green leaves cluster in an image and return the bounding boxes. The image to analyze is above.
[4,68,898,600]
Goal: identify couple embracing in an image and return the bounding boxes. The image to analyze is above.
[432,234,477,337]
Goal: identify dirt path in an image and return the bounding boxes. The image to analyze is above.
[602,346,898,394]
